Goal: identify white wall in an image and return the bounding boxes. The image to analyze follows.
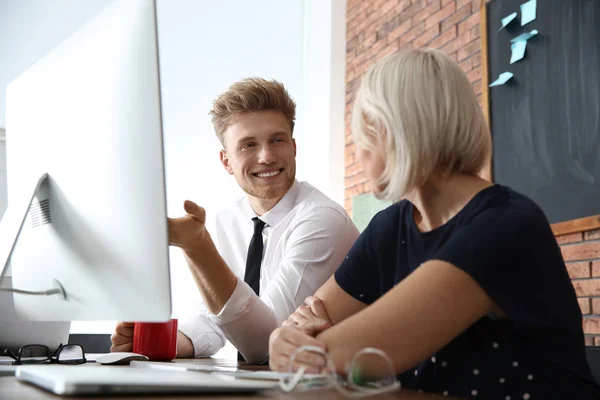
[0,129,6,219]
[0,0,346,354]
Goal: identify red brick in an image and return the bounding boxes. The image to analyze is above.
[471,51,481,68]
[380,0,401,16]
[458,12,480,35]
[457,37,481,61]
[347,162,363,177]
[584,229,600,240]
[459,57,472,73]
[346,143,357,156]
[472,79,482,95]
[466,66,481,83]
[345,172,368,187]
[396,0,412,14]
[376,41,400,60]
[401,21,427,44]
[440,37,461,56]
[414,24,441,48]
[388,19,413,41]
[412,0,441,25]
[398,40,414,51]
[345,132,354,145]
[561,242,600,261]
[367,37,391,59]
[358,33,379,53]
[429,25,457,49]
[556,232,583,244]
[593,298,600,315]
[566,262,591,279]
[572,279,600,297]
[579,298,591,315]
[347,0,362,10]
[457,0,472,8]
[425,2,456,30]
[594,261,600,277]
[440,4,474,33]
[585,336,594,346]
[356,0,374,15]
[584,318,600,334]
[345,153,355,166]
[345,184,363,199]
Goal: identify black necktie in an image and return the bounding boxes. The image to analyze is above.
[239,217,266,363]
[244,217,266,295]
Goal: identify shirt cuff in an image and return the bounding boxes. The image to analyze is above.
[178,315,226,358]
[207,277,254,326]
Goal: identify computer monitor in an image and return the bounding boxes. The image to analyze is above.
[0,0,172,322]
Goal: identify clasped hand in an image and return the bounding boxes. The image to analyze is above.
[269,296,332,373]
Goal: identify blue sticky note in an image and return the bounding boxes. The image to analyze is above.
[489,72,514,87]
[520,0,537,26]
[510,41,527,64]
[510,29,539,43]
[498,12,518,31]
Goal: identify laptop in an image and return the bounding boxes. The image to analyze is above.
[16,364,277,395]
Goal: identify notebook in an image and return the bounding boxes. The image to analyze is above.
[16,364,277,395]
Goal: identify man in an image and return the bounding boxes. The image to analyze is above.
[110,78,358,363]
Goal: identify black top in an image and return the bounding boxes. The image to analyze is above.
[335,185,600,399]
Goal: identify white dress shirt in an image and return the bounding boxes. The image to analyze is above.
[178,181,359,363]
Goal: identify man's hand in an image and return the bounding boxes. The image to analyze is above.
[110,322,134,352]
[168,200,212,253]
[282,296,332,336]
[269,326,327,373]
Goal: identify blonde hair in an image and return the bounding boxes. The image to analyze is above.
[351,48,491,202]
[209,77,296,145]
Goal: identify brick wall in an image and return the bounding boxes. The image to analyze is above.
[558,230,600,345]
[344,0,600,345]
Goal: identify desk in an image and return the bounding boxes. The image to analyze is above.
[0,358,458,399]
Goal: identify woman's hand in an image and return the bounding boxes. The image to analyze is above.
[269,326,327,373]
[283,296,332,336]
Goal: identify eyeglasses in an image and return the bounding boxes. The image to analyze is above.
[4,343,87,365]
[279,345,401,397]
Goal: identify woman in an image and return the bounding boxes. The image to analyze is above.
[268,49,600,399]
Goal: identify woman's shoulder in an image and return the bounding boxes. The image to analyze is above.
[465,184,549,227]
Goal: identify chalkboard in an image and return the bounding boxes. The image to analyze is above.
[486,0,600,226]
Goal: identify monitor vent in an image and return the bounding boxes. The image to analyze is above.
[30,199,51,228]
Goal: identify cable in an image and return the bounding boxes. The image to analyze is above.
[0,287,62,296]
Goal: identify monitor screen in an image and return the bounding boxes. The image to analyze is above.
[3,0,172,322]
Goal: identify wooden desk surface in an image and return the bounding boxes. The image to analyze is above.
[0,358,457,400]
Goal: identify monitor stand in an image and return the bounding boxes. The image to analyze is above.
[0,172,66,299]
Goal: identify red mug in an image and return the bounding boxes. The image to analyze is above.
[133,319,178,361]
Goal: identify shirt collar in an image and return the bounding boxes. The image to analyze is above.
[242,180,301,229]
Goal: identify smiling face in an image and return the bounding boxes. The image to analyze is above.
[220,110,296,211]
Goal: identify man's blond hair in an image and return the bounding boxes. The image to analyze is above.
[209,78,296,146]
